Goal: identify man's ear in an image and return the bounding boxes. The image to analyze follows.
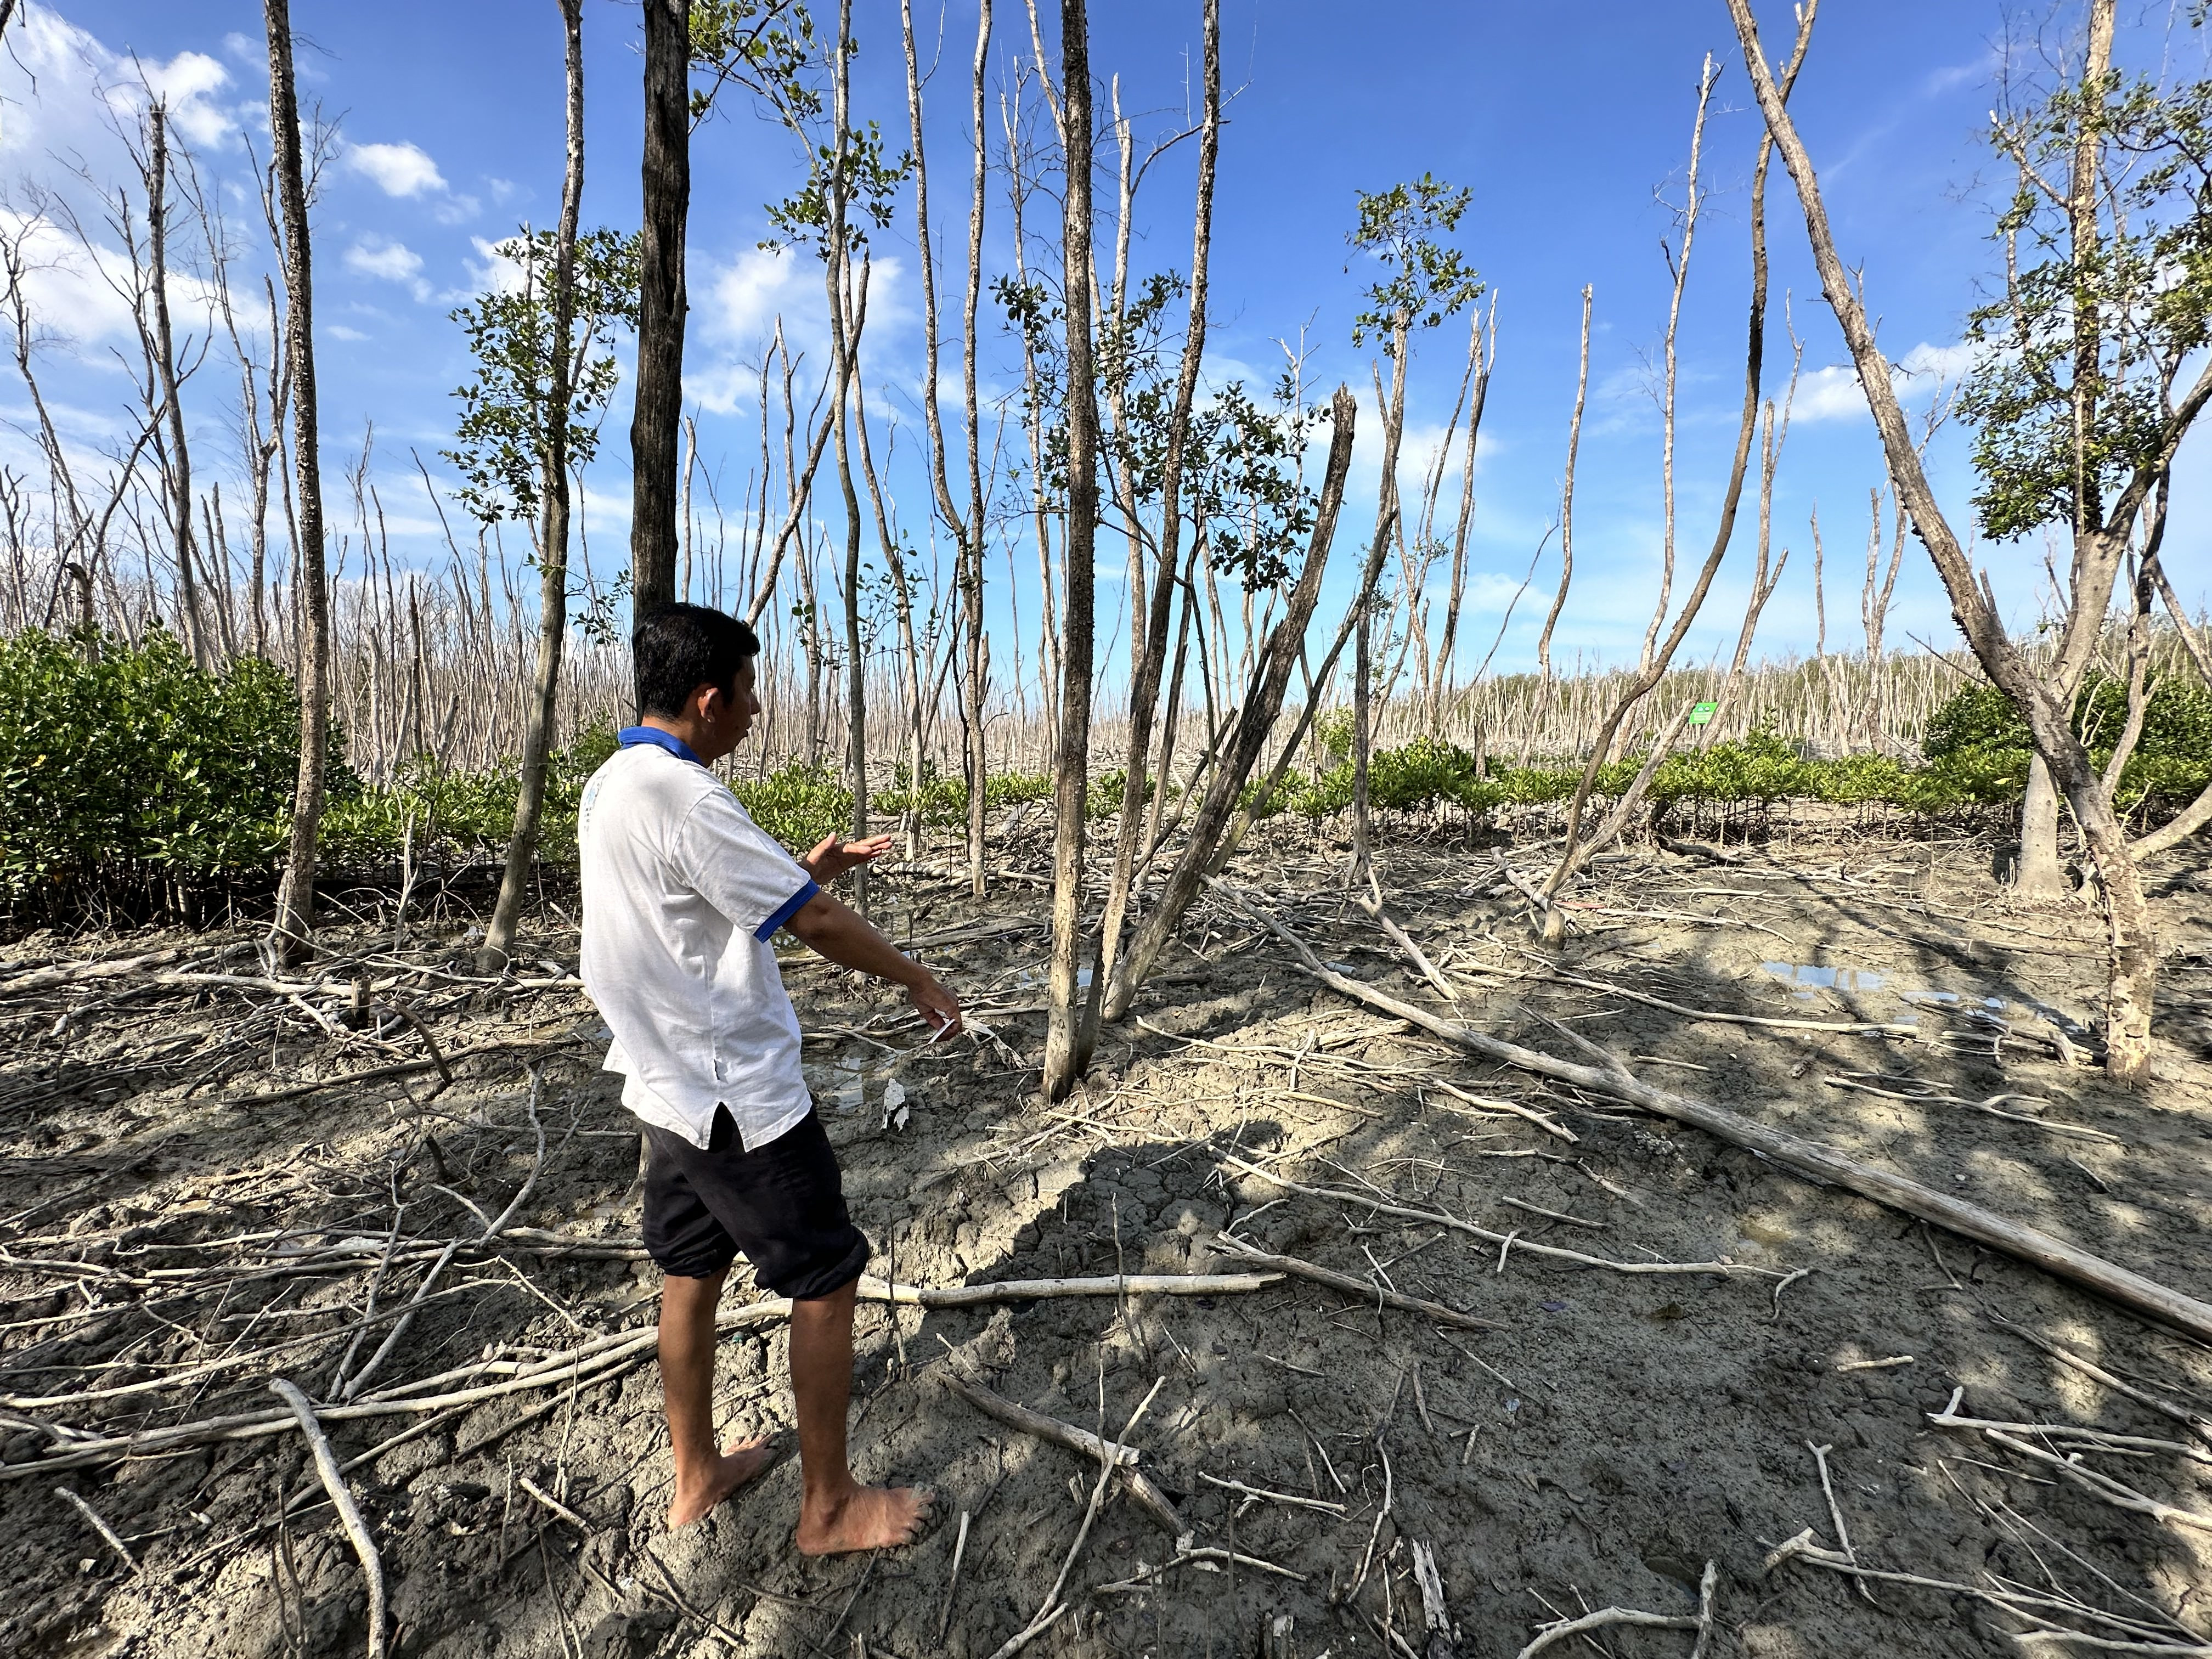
[692,681,723,723]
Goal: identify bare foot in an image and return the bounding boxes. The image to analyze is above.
[667,1434,777,1528]
[794,1481,934,1555]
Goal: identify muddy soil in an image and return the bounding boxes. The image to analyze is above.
[4,813,2212,1658]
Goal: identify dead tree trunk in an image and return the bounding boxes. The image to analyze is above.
[1527,284,1590,765]
[822,4,870,888]
[145,104,208,669]
[902,0,994,895]
[1536,8,1813,927]
[1425,296,1494,730]
[1041,0,1100,1102]
[1351,331,1408,887]
[481,0,586,974]
[264,0,330,966]
[1636,57,1720,682]
[628,0,687,616]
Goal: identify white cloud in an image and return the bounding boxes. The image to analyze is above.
[1,12,242,168]
[690,244,913,415]
[1792,364,1871,424]
[1791,341,1981,424]
[1897,340,1979,382]
[462,234,529,297]
[344,140,448,199]
[0,205,263,352]
[328,324,370,342]
[140,50,235,145]
[344,235,430,301]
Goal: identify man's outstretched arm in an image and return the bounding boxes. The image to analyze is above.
[798,833,895,884]
[783,889,961,1036]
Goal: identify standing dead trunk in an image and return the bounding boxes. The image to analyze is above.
[1638,58,1720,680]
[849,356,925,859]
[1528,284,1592,765]
[145,104,208,669]
[481,0,586,974]
[1041,0,1100,1102]
[1704,338,1803,744]
[1426,296,1494,730]
[264,0,330,967]
[821,5,870,888]
[1538,9,1813,926]
[902,0,994,896]
[628,0,687,615]
[1726,0,2186,1081]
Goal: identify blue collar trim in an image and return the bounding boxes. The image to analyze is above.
[618,726,704,766]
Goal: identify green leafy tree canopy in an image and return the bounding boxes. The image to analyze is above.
[1961,50,2212,540]
[441,226,643,527]
[1347,174,1484,351]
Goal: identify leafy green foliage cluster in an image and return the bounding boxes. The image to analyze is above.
[13,638,2210,927]
[443,228,642,527]
[1961,63,2212,540]
[1920,671,2212,808]
[994,268,1323,596]
[1253,686,2212,827]
[0,630,320,917]
[1347,173,1483,351]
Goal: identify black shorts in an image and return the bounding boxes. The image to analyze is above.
[639,1107,871,1299]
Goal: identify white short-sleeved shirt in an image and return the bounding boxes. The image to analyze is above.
[578,732,820,1150]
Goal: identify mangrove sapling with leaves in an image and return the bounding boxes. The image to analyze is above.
[449,6,629,973]
[1342,174,1483,886]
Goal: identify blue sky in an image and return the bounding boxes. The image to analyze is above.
[4,0,2207,689]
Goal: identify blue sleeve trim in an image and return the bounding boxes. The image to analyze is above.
[755,878,820,941]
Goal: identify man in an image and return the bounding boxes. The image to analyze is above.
[579,602,959,1552]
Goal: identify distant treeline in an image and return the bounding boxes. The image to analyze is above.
[7,628,2209,928]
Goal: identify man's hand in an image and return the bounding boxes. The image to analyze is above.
[908,972,962,1042]
[802,832,895,884]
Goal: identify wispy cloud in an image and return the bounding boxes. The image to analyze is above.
[344,235,430,302]
[1792,341,1982,424]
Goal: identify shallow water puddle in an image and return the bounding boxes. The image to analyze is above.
[1759,960,2087,1035]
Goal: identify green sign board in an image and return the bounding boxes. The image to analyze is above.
[1686,702,1718,726]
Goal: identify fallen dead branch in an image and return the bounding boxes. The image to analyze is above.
[1513,1559,1716,1659]
[1215,1150,1775,1281]
[1210,879,2212,1346]
[940,1371,1184,1536]
[1929,1389,2212,1470]
[1987,1316,2212,1446]
[1093,1544,1307,1594]
[1762,1528,2211,1653]
[1457,954,1918,1040]
[272,1377,387,1659]
[1210,1231,1504,1329]
[1,1272,1279,1481]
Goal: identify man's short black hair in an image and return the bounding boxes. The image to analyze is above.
[633,603,759,719]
